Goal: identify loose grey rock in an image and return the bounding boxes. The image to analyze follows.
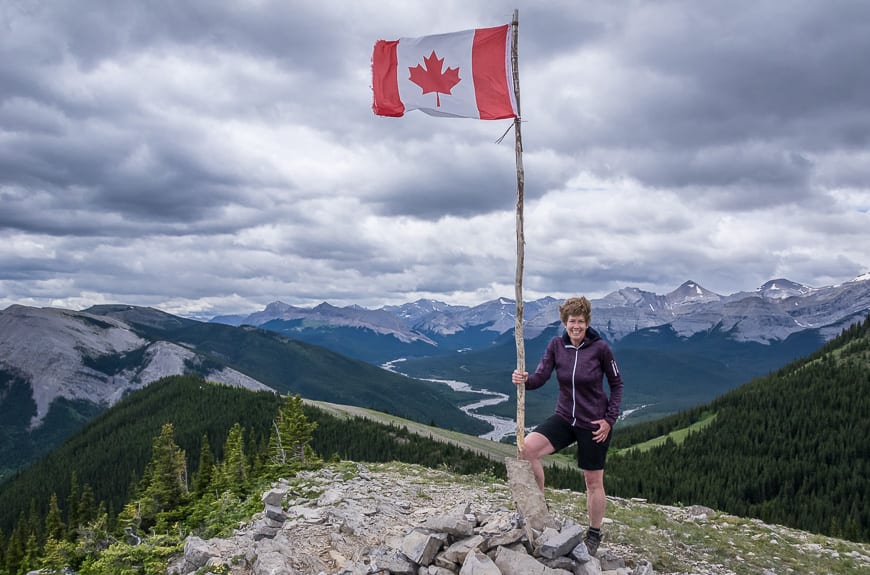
[459,549,501,575]
[539,523,584,559]
[401,528,443,565]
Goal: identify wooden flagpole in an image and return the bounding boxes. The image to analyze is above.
[510,8,526,458]
[504,9,557,533]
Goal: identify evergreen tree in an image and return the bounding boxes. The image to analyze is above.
[78,484,96,527]
[213,423,247,496]
[65,473,80,540]
[115,422,189,537]
[21,532,39,575]
[144,423,188,511]
[44,493,65,542]
[137,423,188,532]
[268,395,321,476]
[192,434,214,498]
[75,510,112,563]
[40,535,74,575]
[26,499,41,545]
[4,512,26,575]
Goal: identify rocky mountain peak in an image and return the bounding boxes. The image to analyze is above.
[263,301,296,314]
[597,287,665,311]
[757,278,813,299]
[665,280,722,307]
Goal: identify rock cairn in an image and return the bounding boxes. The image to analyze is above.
[167,463,653,575]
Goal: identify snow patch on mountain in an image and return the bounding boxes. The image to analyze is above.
[666,281,722,307]
[757,278,815,300]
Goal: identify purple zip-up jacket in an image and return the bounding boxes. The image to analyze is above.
[525,327,624,430]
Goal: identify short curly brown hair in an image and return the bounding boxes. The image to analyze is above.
[559,296,591,324]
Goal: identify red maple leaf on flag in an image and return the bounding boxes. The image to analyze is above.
[408,50,461,107]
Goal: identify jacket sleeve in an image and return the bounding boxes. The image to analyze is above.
[602,346,624,426]
[525,338,557,390]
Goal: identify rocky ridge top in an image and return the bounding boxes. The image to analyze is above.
[167,462,870,575]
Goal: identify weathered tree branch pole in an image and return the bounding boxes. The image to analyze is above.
[511,8,527,458]
[505,9,558,533]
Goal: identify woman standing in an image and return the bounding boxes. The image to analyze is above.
[512,296,623,556]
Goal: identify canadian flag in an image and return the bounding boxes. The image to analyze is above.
[372,24,517,120]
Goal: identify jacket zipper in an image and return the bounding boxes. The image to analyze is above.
[569,340,586,427]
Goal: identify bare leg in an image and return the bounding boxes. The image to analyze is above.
[520,432,555,492]
[583,469,606,528]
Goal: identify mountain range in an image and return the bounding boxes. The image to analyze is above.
[211,275,870,362]
[2,275,868,480]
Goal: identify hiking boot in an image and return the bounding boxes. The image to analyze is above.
[584,529,601,556]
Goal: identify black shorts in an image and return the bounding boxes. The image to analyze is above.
[533,414,612,471]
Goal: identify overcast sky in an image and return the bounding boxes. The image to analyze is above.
[2,0,868,318]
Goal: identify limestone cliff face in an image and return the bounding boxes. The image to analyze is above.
[0,305,272,428]
[0,305,146,425]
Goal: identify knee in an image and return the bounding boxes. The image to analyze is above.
[521,433,551,461]
[520,447,541,462]
[584,471,605,492]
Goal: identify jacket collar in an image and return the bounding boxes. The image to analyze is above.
[562,326,600,346]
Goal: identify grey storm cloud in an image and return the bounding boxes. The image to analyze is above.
[1,0,868,316]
